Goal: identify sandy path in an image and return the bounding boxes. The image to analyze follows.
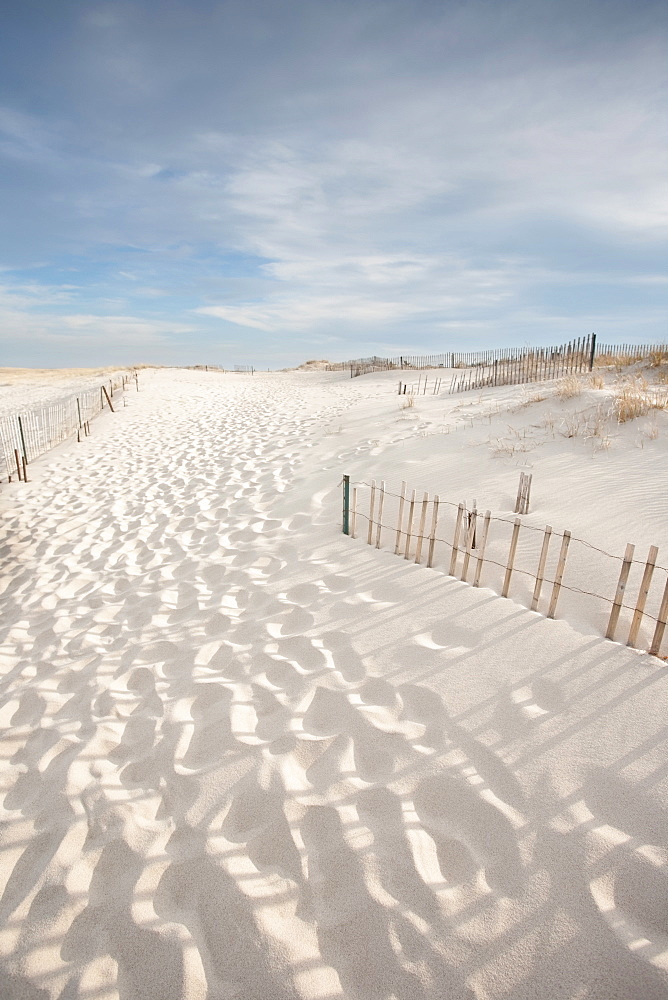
[0,369,666,1000]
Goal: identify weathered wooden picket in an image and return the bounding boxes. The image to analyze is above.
[329,338,668,381]
[0,371,135,483]
[342,474,668,659]
[448,336,596,394]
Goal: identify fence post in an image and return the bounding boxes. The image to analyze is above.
[375,481,386,549]
[17,416,28,464]
[342,475,350,535]
[427,496,440,568]
[367,480,376,545]
[649,575,668,657]
[351,487,358,538]
[461,502,477,582]
[414,492,429,564]
[473,511,491,587]
[404,490,417,559]
[588,333,596,371]
[523,473,532,514]
[14,448,22,481]
[394,482,406,555]
[627,545,658,647]
[101,385,115,412]
[449,504,464,576]
[502,518,521,597]
[76,397,83,442]
[606,543,635,640]
[547,531,571,619]
[531,525,553,611]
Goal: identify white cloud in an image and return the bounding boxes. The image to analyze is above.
[1,0,667,363]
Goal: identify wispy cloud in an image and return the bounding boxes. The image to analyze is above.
[0,0,666,365]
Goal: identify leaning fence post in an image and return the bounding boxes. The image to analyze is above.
[375,481,386,549]
[101,385,115,412]
[414,492,429,564]
[394,481,406,555]
[367,480,377,545]
[17,416,28,465]
[627,545,659,647]
[502,518,521,597]
[449,504,464,576]
[427,496,440,568]
[404,490,417,559]
[514,473,525,514]
[649,575,668,657]
[531,525,553,611]
[342,475,350,535]
[547,530,571,619]
[473,511,491,587]
[606,543,635,640]
[461,502,477,582]
[14,448,22,481]
[518,473,532,514]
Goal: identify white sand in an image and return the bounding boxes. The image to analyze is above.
[0,368,137,418]
[0,366,666,1000]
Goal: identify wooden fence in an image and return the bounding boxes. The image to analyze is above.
[329,338,668,380]
[341,475,668,659]
[447,336,596,394]
[0,371,134,483]
[595,343,668,364]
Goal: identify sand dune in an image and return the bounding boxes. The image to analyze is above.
[0,367,666,999]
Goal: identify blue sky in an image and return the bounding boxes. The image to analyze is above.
[1,0,666,368]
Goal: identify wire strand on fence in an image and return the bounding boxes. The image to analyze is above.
[348,506,667,628]
[349,481,668,574]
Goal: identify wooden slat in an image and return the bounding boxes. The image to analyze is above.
[414,492,429,564]
[547,531,571,619]
[404,490,417,559]
[531,525,552,612]
[427,496,440,568]
[449,504,464,576]
[605,543,635,640]
[375,481,386,549]
[394,481,406,555]
[367,480,376,545]
[461,502,477,582]
[502,518,521,597]
[627,545,659,648]
[649,575,668,657]
[473,511,491,587]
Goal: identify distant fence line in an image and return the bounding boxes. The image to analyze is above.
[341,474,668,660]
[0,371,135,483]
[329,338,668,380]
[594,343,668,363]
[448,335,596,394]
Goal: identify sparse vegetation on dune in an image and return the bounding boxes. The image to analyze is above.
[613,376,668,423]
[556,375,583,399]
